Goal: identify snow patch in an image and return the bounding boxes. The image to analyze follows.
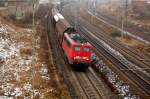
[39,64,50,80]
[95,59,140,99]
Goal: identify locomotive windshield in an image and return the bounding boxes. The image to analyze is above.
[84,48,90,52]
[75,46,81,51]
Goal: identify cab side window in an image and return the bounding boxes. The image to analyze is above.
[64,36,71,47]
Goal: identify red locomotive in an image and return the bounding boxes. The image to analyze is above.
[51,8,93,67]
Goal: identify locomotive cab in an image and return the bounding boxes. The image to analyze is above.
[73,44,92,65]
[62,33,92,66]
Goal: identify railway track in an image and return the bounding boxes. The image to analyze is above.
[71,67,115,99]
[75,71,102,99]
[78,13,150,96]
[78,26,150,97]
[86,67,114,98]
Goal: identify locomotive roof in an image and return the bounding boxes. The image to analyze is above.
[70,33,87,43]
[64,33,91,47]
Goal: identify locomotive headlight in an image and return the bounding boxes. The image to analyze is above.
[74,56,80,59]
[82,57,86,59]
[83,57,89,60]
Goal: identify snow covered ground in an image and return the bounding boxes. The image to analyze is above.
[0,22,52,98]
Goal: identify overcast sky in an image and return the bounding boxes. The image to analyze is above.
[39,0,49,4]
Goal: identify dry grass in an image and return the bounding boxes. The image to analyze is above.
[20,48,32,55]
[116,37,144,47]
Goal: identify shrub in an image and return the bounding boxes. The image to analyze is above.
[110,31,122,37]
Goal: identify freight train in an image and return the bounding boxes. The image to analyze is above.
[51,8,93,68]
